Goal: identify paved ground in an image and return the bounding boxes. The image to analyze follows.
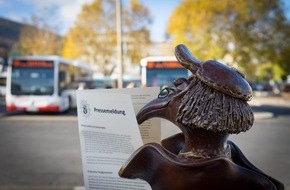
[0,95,289,190]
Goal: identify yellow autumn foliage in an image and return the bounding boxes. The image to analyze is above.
[167,0,290,79]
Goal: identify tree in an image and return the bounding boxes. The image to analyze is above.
[122,0,152,64]
[10,15,63,56]
[62,0,116,75]
[62,0,151,75]
[167,0,290,80]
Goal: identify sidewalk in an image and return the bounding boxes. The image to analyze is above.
[249,95,290,108]
[248,96,290,120]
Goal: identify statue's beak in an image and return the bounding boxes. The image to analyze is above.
[137,78,190,125]
[136,96,172,124]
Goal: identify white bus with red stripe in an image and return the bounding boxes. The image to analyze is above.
[6,56,92,112]
[140,56,190,87]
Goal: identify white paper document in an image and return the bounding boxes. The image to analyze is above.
[95,87,161,144]
[76,89,156,190]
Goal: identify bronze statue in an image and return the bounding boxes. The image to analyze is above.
[119,44,284,190]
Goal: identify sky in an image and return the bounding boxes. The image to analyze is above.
[0,0,289,43]
[0,0,180,42]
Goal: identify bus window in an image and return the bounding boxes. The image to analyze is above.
[146,68,188,87]
[58,70,66,95]
[0,72,6,96]
[11,60,54,95]
[140,56,189,87]
[59,62,78,94]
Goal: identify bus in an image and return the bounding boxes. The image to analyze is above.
[140,56,190,87]
[6,56,92,112]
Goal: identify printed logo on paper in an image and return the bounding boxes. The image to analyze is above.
[80,99,91,118]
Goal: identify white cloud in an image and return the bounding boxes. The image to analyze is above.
[58,0,94,33]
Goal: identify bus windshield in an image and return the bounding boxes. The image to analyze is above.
[141,57,189,87]
[11,67,54,95]
[146,68,188,87]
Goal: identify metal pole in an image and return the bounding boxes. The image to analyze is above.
[116,0,123,88]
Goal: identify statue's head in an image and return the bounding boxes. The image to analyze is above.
[137,44,254,134]
[175,44,254,134]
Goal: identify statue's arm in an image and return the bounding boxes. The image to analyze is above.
[161,133,185,155]
[228,140,284,190]
[119,143,171,185]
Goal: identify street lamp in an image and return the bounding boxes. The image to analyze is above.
[116,0,123,88]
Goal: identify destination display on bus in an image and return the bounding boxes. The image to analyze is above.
[147,61,183,69]
[12,60,54,68]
